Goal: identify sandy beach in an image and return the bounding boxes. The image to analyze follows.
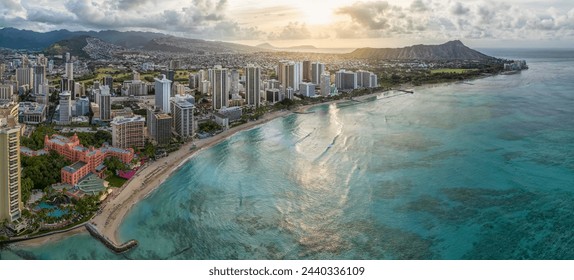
[90,109,293,245]
[14,90,394,247]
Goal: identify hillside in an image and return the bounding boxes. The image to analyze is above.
[44,36,91,58]
[347,40,496,61]
[0,28,167,50]
[144,37,263,54]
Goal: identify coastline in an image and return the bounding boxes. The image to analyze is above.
[91,109,293,245]
[9,88,398,248]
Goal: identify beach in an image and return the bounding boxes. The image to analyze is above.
[91,109,293,245]
[16,90,392,247]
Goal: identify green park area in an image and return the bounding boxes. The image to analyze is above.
[430,68,478,74]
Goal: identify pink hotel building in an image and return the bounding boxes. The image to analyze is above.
[44,134,134,185]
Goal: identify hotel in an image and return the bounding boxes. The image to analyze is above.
[0,102,22,222]
[111,116,145,149]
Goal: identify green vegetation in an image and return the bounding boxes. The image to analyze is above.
[74,195,100,217]
[142,140,156,158]
[70,130,112,147]
[20,125,57,150]
[273,98,296,110]
[199,120,222,134]
[105,175,127,188]
[21,151,71,191]
[430,68,477,74]
[104,157,129,174]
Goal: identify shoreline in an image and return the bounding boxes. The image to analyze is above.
[92,109,294,245]
[8,88,402,248]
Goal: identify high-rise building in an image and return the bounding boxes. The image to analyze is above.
[33,65,46,94]
[245,65,261,107]
[354,70,378,88]
[302,61,312,82]
[0,102,22,222]
[189,73,198,89]
[59,91,71,125]
[299,82,316,97]
[111,116,145,149]
[286,62,302,91]
[161,69,175,83]
[335,70,358,90]
[75,96,90,117]
[170,95,195,139]
[211,66,229,110]
[311,62,325,85]
[230,69,240,96]
[103,75,113,87]
[147,108,172,145]
[0,85,13,101]
[155,75,172,113]
[65,62,74,80]
[277,60,289,86]
[61,77,74,99]
[16,68,33,91]
[37,54,48,67]
[265,89,283,104]
[99,86,111,121]
[320,71,331,96]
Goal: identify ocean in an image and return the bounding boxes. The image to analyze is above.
[1,49,574,260]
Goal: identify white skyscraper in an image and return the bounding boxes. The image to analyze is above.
[155,74,172,113]
[311,62,325,85]
[211,66,229,110]
[16,67,33,90]
[0,85,13,101]
[65,62,74,80]
[170,95,195,139]
[59,91,71,125]
[320,71,331,96]
[335,70,358,90]
[245,65,261,107]
[230,69,240,97]
[278,61,303,92]
[299,82,316,97]
[0,102,23,223]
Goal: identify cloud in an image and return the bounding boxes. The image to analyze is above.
[410,0,429,13]
[1,0,258,40]
[268,22,311,40]
[450,2,470,16]
[333,0,574,41]
[336,1,392,30]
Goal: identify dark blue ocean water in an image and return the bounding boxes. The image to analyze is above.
[2,49,574,260]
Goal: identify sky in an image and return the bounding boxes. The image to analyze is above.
[1,0,573,48]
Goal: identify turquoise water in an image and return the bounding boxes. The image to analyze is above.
[35,202,68,218]
[2,49,574,259]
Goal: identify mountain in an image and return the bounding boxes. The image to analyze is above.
[256,43,276,50]
[0,28,263,54]
[144,37,263,54]
[347,40,496,61]
[44,35,91,58]
[256,42,317,51]
[0,28,165,50]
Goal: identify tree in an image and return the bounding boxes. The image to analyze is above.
[104,157,128,174]
[21,177,34,204]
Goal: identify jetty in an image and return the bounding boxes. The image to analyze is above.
[85,223,138,253]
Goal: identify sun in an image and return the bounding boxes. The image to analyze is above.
[303,7,334,25]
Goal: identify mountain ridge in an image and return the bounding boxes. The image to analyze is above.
[347,40,496,61]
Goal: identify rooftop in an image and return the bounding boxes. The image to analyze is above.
[63,161,87,173]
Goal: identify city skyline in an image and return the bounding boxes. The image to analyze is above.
[0,0,573,48]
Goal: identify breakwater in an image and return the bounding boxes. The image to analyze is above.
[85,223,138,253]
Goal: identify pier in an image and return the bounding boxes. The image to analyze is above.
[85,223,138,253]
